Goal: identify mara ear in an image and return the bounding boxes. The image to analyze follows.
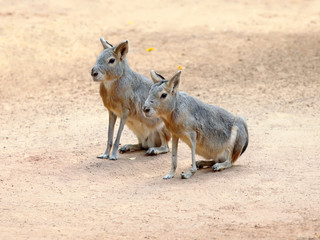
[150,70,165,83]
[114,40,129,61]
[168,70,182,95]
[100,37,113,49]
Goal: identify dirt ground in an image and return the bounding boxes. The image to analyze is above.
[1,0,320,239]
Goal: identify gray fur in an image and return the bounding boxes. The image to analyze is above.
[143,70,249,179]
[91,39,171,160]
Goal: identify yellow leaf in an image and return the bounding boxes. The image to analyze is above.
[177,65,183,70]
[146,47,155,52]
[129,157,136,160]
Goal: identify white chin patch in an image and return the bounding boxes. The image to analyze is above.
[98,71,106,80]
[144,109,156,118]
[145,113,152,118]
[92,74,101,81]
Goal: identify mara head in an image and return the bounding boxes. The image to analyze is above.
[143,70,182,118]
[91,37,129,82]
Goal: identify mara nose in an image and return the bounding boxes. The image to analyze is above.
[143,106,150,113]
[91,68,98,77]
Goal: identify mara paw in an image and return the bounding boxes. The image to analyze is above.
[196,161,204,169]
[119,145,129,154]
[97,153,109,159]
[146,147,159,156]
[180,171,193,179]
[146,146,169,156]
[109,154,118,161]
[212,162,232,171]
[212,164,223,171]
[163,173,174,179]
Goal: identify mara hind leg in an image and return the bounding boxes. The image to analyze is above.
[212,125,239,171]
[146,126,170,155]
[196,160,216,169]
[119,143,144,153]
[118,122,150,154]
[118,132,154,153]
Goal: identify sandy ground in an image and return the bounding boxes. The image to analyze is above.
[1,0,320,239]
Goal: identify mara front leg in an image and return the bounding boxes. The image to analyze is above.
[163,136,179,179]
[109,109,129,160]
[181,131,197,179]
[97,110,117,159]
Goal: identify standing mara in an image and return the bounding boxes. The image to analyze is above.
[91,38,170,160]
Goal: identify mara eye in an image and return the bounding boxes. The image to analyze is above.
[108,58,115,64]
[160,93,167,99]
